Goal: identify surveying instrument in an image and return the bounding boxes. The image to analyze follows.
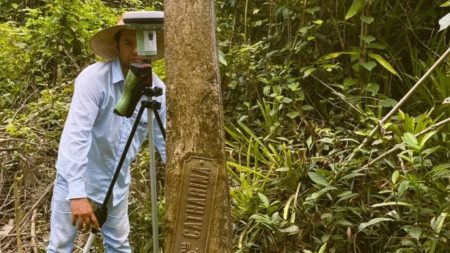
[83,11,165,253]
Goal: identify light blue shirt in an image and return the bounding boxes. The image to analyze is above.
[56,58,166,206]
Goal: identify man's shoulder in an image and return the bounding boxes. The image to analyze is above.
[79,60,114,79]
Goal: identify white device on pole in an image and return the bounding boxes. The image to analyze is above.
[123,11,164,58]
[123,11,164,253]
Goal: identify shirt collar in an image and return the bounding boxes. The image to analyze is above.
[112,58,124,84]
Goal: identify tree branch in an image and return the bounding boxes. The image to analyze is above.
[347,45,450,161]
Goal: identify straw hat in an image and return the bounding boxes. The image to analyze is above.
[90,11,164,61]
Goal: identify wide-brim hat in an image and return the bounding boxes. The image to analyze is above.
[90,11,164,61]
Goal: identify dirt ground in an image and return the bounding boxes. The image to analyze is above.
[0,129,93,252]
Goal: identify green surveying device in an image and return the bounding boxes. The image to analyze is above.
[83,11,165,253]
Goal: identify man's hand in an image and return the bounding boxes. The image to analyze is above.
[71,198,100,231]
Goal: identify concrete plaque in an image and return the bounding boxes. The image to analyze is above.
[172,156,218,253]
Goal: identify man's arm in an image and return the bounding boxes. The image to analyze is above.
[56,69,101,229]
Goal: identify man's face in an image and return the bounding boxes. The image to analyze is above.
[117,29,143,68]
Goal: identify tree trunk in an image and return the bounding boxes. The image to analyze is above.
[164,1,232,253]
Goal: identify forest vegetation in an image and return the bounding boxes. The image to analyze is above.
[2,0,450,252]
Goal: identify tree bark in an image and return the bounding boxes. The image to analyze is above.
[164,0,232,252]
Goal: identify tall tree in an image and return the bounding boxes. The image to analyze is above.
[164,0,232,252]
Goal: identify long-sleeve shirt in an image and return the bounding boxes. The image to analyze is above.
[55,58,166,207]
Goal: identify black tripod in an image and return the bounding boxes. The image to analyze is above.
[83,62,165,253]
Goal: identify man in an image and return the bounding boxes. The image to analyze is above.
[47,11,166,252]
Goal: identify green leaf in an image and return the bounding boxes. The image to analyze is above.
[397,180,410,198]
[371,201,413,208]
[341,172,364,180]
[306,186,337,201]
[343,78,357,89]
[391,170,399,184]
[302,67,316,78]
[278,224,299,234]
[360,35,376,44]
[430,163,450,178]
[313,19,323,25]
[250,213,271,228]
[253,20,263,27]
[283,195,295,220]
[419,130,437,150]
[305,6,320,15]
[6,122,17,136]
[337,192,358,203]
[263,85,271,96]
[336,219,353,226]
[318,137,333,144]
[345,0,366,20]
[308,172,329,187]
[337,191,353,198]
[257,76,269,85]
[323,52,346,60]
[302,105,314,111]
[358,217,393,232]
[404,226,422,240]
[402,132,420,151]
[368,53,399,76]
[431,213,447,233]
[386,210,400,220]
[442,96,450,105]
[287,111,300,119]
[273,85,282,95]
[379,98,397,108]
[439,13,450,31]
[282,97,293,103]
[361,15,374,24]
[288,82,300,91]
[367,43,387,50]
[218,51,227,66]
[321,214,333,223]
[318,242,327,253]
[360,61,377,71]
[365,82,379,96]
[258,192,270,207]
[322,51,358,60]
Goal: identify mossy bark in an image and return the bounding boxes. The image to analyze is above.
[164,0,232,252]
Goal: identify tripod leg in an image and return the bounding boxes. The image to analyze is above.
[153,108,166,140]
[83,105,146,252]
[82,232,96,253]
[103,105,146,206]
[147,100,160,253]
